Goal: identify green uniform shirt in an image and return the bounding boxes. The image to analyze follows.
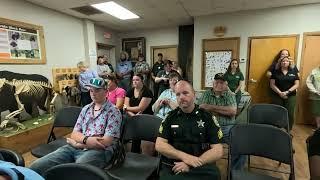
[158,105,223,164]
[224,71,244,92]
[199,89,237,126]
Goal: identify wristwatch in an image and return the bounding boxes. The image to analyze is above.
[82,136,89,144]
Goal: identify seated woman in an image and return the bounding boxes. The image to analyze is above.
[105,74,126,109]
[123,74,154,155]
[152,72,181,119]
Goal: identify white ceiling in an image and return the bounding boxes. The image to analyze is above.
[25,0,320,32]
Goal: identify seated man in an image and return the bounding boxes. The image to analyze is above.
[155,80,223,180]
[199,73,244,170]
[30,78,122,176]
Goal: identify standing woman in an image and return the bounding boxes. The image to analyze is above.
[97,56,112,79]
[267,49,298,78]
[116,51,132,91]
[105,74,126,110]
[123,74,154,155]
[133,54,151,88]
[77,61,98,106]
[270,56,299,130]
[224,59,244,105]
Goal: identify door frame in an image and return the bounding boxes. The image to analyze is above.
[201,37,240,89]
[150,45,178,66]
[246,34,300,91]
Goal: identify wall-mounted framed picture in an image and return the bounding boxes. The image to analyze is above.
[0,17,46,64]
[122,37,145,62]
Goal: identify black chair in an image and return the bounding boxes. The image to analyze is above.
[106,114,162,180]
[0,148,25,166]
[248,104,289,132]
[31,106,82,158]
[306,129,320,180]
[228,124,295,180]
[44,163,110,180]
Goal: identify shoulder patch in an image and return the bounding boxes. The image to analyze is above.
[218,129,223,139]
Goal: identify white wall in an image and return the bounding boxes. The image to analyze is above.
[0,0,86,81]
[194,3,320,90]
[95,25,119,67]
[119,27,179,64]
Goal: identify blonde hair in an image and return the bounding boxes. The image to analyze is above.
[77,61,88,68]
[120,51,129,60]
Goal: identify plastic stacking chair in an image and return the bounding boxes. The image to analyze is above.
[44,163,110,180]
[248,104,289,132]
[31,106,82,158]
[0,148,25,166]
[228,124,295,180]
[106,114,162,180]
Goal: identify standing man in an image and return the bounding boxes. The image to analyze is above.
[156,80,223,180]
[306,65,320,128]
[199,73,245,170]
[77,61,99,106]
[152,53,165,98]
[155,60,173,97]
[30,77,122,176]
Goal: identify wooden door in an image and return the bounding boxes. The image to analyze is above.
[247,36,299,103]
[151,45,178,65]
[297,34,320,124]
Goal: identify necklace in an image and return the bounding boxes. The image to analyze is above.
[94,106,102,111]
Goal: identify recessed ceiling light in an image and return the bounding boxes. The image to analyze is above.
[91,1,139,20]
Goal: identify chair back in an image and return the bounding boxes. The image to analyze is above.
[123,114,162,142]
[44,163,110,180]
[53,106,82,127]
[248,104,289,132]
[0,148,25,166]
[230,124,293,164]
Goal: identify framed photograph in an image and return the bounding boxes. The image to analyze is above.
[0,17,46,64]
[122,37,145,62]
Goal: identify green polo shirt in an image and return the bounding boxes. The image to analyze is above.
[199,89,237,126]
[224,71,244,92]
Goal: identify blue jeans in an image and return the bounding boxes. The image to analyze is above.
[221,125,246,170]
[30,145,113,176]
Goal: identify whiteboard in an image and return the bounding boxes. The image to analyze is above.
[204,50,232,87]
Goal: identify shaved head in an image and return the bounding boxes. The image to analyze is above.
[175,80,195,113]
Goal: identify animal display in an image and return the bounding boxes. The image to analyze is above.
[0,71,53,130]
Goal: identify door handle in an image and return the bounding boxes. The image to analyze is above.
[249,78,257,83]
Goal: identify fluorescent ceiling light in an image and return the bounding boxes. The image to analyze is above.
[91,1,139,20]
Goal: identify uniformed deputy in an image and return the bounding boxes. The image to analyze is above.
[155,80,223,180]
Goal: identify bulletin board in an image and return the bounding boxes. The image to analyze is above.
[0,17,46,64]
[204,50,232,87]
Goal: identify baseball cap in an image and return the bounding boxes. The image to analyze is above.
[86,78,107,89]
[214,73,226,81]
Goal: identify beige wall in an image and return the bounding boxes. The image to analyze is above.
[194,3,320,90]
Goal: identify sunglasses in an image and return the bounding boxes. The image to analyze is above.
[90,78,104,87]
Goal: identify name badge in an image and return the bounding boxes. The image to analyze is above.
[171,125,179,128]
